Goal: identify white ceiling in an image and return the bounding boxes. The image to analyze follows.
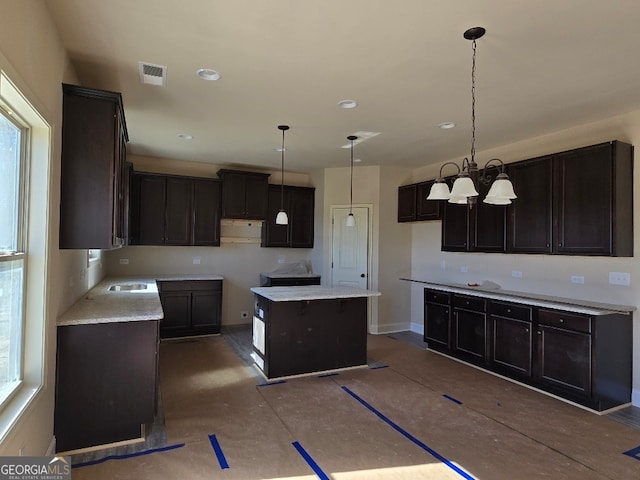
[44,0,640,174]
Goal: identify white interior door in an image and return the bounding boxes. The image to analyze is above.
[331,207,369,288]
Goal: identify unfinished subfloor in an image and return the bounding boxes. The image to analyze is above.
[70,331,640,479]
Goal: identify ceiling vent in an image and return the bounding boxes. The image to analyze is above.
[138,62,167,87]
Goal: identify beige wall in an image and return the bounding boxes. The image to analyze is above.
[407,110,640,406]
[0,0,91,456]
[317,165,413,334]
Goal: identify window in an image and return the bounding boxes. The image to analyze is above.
[0,107,25,406]
[0,71,50,440]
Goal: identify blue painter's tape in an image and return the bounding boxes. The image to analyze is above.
[318,372,339,378]
[72,443,185,468]
[257,380,287,387]
[369,365,388,370]
[292,441,330,480]
[443,394,463,405]
[342,386,476,480]
[208,433,230,469]
[623,446,640,461]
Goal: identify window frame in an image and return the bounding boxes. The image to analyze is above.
[0,103,29,409]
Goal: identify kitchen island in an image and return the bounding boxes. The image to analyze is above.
[250,286,381,379]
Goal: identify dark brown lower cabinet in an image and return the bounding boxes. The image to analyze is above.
[490,301,533,379]
[423,287,632,411]
[423,289,451,352]
[253,294,367,379]
[55,320,159,453]
[157,280,222,338]
[451,294,488,364]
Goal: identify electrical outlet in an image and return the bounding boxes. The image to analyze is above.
[440,260,446,270]
[192,256,201,265]
[277,255,286,264]
[460,266,469,273]
[240,311,248,319]
[571,275,585,284]
[512,270,523,278]
[609,271,631,286]
[119,258,129,265]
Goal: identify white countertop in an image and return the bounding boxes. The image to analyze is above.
[401,278,635,315]
[58,274,224,326]
[251,285,381,302]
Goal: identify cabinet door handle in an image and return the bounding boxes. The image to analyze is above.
[537,331,542,335]
[525,328,529,333]
[559,318,564,323]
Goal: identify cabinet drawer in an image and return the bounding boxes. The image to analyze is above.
[424,289,450,305]
[452,294,487,312]
[491,301,532,322]
[158,280,222,292]
[538,309,591,333]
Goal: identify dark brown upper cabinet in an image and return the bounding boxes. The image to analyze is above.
[398,184,417,222]
[507,156,554,253]
[217,169,270,219]
[416,180,441,221]
[553,141,632,256]
[397,180,441,222]
[59,83,129,249]
[441,176,507,253]
[262,184,315,248]
[130,172,221,246]
[508,141,633,256]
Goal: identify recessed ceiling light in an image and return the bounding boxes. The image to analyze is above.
[438,122,456,129]
[338,99,358,109]
[197,68,221,81]
[178,133,193,140]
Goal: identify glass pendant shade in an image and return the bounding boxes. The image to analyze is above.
[345,213,355,227]
[485,174,517,200]
[276,210,288,225]
[426,180,451,200]
[448,194,470,204]
[483,195,511,205]
[450,174,479,198]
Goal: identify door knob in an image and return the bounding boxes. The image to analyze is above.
[360,274,365,278]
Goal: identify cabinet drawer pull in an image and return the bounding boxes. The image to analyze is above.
[525,328,529,333]
[559,318,564,323]
[537,331,542,335]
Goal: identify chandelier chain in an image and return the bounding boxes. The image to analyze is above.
[470,38,477,164]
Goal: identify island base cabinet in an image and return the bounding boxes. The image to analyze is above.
[254,296,367,379]
[55,320,159,453]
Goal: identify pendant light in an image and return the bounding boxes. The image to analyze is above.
[275,125,289,225]
[427,27,516,205]
[345,135,357,227]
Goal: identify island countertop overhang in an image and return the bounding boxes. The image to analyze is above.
[250,285,381,302]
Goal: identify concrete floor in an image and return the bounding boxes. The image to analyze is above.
[70,329,640,479]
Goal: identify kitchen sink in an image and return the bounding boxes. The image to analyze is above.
[108,283,148,292]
